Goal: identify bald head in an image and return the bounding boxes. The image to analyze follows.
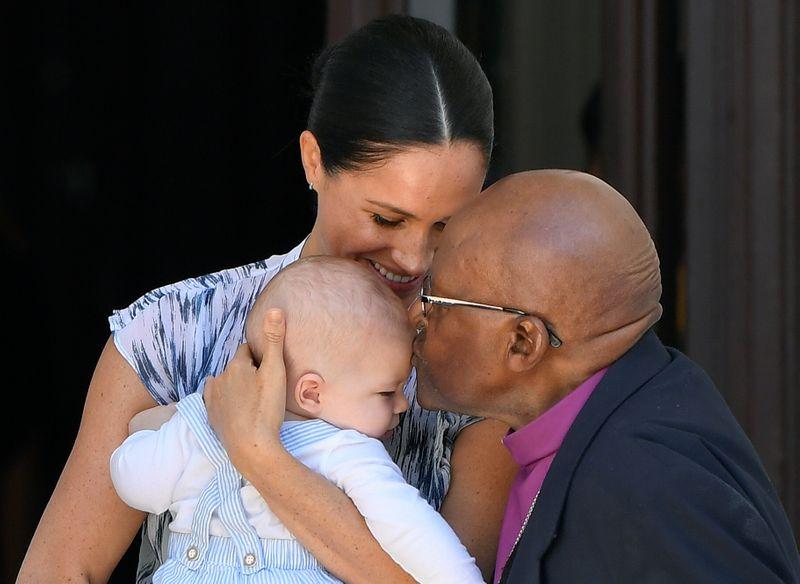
[441,170,662,364]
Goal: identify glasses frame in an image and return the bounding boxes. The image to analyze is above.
[419,276,563,348]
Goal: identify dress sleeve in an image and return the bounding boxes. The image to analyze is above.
[109,411,197,515]
[107,240,307,405]
[109,292,185,405]
[322,431,485,584]
[108,281,251,405]
[442,410,482,451]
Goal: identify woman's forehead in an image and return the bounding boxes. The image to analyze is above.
[339,143,485,200]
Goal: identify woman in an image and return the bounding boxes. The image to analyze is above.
[19,15,516,583]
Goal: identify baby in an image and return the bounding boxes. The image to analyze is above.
[110,256,483,583]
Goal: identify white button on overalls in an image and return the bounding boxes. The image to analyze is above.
[244,552,256,566]
[186,546,199,560]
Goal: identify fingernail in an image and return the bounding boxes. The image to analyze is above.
[266,308,283,324]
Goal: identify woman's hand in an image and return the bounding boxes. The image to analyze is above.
[202,309,414,583]
[203,308,287,478]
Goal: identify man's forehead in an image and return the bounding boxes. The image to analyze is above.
[430,229,496,293]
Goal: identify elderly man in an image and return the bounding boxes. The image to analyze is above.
[412,170,799,583]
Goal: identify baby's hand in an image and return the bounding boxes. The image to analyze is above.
[128,403,178,435]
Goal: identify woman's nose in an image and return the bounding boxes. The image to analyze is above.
[392,230,432,276]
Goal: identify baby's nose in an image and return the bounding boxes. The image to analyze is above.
[395,391,409,414]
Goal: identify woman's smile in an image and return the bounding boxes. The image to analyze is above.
[366,259,424,296]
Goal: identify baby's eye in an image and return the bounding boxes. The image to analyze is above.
[379,391,396,398]
[372,213,403,228]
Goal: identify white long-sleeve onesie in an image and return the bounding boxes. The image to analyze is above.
[110,393,484,583]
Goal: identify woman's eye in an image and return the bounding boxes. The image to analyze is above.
[372,213,402,228]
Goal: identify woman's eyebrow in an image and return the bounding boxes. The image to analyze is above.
[366,199,419,220]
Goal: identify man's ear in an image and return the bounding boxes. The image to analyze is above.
[299,130,324,189]
[506,317,548,373]
[294,372,325,415]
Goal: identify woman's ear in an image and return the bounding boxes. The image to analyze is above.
[506,317,548,373]
[299,130,324,188]
[294,371,325,415]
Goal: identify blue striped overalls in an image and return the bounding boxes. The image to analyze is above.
[153,393,342,583]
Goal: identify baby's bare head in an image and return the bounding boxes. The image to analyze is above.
[246,257,412,382]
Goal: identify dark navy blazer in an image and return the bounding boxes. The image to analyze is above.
[500,331,800,583]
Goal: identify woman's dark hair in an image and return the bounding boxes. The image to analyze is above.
[307,15,494,173]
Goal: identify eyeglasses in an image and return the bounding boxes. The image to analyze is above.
[418,275,563,348]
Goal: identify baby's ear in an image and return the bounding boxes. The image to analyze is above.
[295,373,324,415]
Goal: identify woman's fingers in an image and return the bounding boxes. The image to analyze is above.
[203,375,219,428]
[254,308,288,417]
[229,342,256,373]
[257,309,286,381]
[202,311,288,477]
[234,341,255,361]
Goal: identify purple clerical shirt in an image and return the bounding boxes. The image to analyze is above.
[494,368,607,583]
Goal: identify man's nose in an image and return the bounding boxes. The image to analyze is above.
[407,295,425,327]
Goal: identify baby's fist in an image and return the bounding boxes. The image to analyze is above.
[128,403,178,434]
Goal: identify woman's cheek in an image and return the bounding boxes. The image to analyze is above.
[347,224,391,256]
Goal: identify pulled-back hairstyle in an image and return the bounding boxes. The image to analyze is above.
[307,15,494,173]
[246,256,410,378]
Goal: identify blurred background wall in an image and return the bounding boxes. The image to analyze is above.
[3,1,798,581]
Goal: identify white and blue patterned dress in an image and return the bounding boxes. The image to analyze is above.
[109,239,479,584]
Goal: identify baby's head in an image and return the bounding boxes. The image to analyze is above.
[246,256,413,438]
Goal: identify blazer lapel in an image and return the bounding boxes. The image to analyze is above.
[501,330,672,583]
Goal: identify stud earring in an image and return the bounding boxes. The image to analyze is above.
[308,182,314,191]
